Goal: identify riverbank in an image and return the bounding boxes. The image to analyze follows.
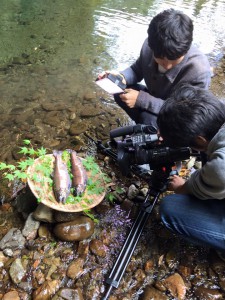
[0,53,225,300]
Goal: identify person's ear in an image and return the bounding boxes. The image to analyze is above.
[195,136,208,145]
[194,136,209,150]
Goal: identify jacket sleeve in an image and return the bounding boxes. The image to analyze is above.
[135,91,165,115]
[185,150,225,200]
[121,42,165,115]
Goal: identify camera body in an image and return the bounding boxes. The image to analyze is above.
[110,124,191,175]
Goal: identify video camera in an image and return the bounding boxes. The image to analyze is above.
[109,124,191,175]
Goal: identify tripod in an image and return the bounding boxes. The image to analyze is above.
[102,166,173,300]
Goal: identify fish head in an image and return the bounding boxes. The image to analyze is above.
[55,189,68,204]
[74,184,85,197]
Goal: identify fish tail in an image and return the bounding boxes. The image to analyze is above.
[53,150,62,157]
[70,149,77,156]
[66,149,72,154]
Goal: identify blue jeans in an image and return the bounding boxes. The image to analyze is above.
[160,194,225,251]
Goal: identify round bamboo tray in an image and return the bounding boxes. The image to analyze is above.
[27,154,106,212]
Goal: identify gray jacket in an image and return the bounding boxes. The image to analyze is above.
[185,124,225,200]
[121,39,212,115]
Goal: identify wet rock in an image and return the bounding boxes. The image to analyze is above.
[38,224,52,239]
[90,267,102,280]
[14,187,38,217]
[46,264,58,281]
[41,102,65,111]
[80,105,104,118]
[67,257,84,279]
[127,184,139,200]
[22,213,40,240]
[54,288,84,300]
[178,264,192,279]
[54,211,81,223]
[33,203,54,223]
[77,240,89,260]
[161,273,186,300]
[69,123,88,136]
[194,286,223,299]
[94,202,111,214]
[9,258,26,284]
[0,228,26,251]
[141,286,169,300]
[11,57,27,65]
[89,239,107,257]
[219,278,225,291]
[2,290,20,300]
[53,216,94,241]
[165,250,179,269]
[26,237,47,251]
[18,281,33,293]
[32,280,60,300]
[12,146,27,160]
[140,187,148,196]
[84,284,100,299]
[43,115,61,127]
[134,268,146,282]
[144,259,155,273]
[0,251,9,267]
[83,92,95,101]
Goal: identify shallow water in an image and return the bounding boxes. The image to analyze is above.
[0,0,225,108]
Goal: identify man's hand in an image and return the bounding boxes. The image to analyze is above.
[97,70,126,84]
[167,175,187,194]
[119,89,139,108]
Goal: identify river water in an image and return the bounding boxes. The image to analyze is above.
[0,0,225,109]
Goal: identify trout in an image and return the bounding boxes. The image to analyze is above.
[53,150,71,203]
[68,149,87,196]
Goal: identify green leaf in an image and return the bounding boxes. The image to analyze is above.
[28,148,36,156]
[103,174,111,183]
[23,140,31,145]
[32,173,40,182]
[17,160,29,170]
[26,158,35,166]
[4,174,15,181]
[0,162,8,170]
[18,172,28,179]
[13,170,28,179]
[106,193,115,203]
[36,147,47,156]
[83,209,99,223]
[7,164,16,171]
[19,147,29,155]
[115,187,125,194]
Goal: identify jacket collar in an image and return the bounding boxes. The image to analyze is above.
[149,47,192,83]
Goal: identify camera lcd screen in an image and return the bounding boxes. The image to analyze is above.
[95,78,124,94]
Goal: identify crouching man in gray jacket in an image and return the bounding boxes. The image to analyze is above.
[157,83,225,252]
[98,9,212,131]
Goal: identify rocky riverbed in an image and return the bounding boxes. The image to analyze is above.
[0,54,225,300]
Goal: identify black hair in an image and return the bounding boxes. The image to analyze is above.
[157,83,225,147]
[148,9,193,60]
